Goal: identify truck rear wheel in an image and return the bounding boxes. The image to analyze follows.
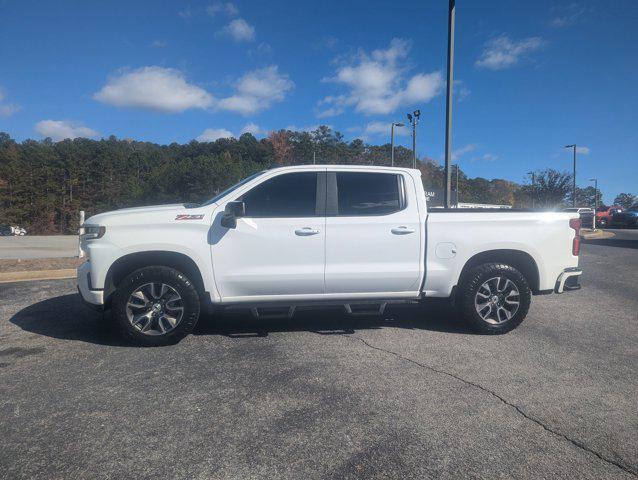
[112,266,200,346]
[458,263,531,334]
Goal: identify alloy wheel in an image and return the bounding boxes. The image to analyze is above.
[125,283,184,335]
[474,276,520,324]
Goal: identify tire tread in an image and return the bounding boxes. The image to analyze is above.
[458,262,531,335]
[112,266,200,346]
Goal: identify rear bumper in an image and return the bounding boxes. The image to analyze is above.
[555,267,582,293]
[77,262,104,306]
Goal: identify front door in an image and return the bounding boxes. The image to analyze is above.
[324,171,422,295]
[211,170,326,302]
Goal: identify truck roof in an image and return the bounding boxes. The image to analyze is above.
[267,164,421,174]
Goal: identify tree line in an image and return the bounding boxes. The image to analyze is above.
[0,128,631,234]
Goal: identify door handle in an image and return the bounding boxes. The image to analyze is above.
[295,227,320,236]
[391,226,415,235]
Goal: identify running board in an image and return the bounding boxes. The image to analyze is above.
[251,306,296,320]
[344,302,387,316]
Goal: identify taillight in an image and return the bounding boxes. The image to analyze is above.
[570,218,581,256]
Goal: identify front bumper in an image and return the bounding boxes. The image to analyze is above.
[77,262,104,305]
[555,267,582,293]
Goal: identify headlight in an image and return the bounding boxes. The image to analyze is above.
[80,225,106,240]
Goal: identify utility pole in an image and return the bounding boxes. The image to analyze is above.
[589,178,598,209]
[527,171,535,209]
[390,122,404,166]
[407,111,420,168]
[565,144,577,207]
[590,178,598,229]
[443,0,456,208]
[455,164,460,207]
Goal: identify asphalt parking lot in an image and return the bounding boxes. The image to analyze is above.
[1,230,637,479]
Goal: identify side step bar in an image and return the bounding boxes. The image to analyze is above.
[344,302,387,316]
[251,306,296,320]
[249,302,390,319]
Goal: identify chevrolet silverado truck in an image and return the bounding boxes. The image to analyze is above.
[78,165,583,346]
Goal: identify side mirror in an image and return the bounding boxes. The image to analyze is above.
[221,201,245,229]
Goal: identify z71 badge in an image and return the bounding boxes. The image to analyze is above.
[175,214,205,220]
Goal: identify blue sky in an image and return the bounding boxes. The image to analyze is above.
[0,0,636,203]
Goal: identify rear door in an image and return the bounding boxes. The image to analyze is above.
[324,171,422,295]
[211,170,326,301]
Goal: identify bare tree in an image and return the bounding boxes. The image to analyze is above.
[268,130,293,166]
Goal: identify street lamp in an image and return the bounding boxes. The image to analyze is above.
[589,178,598,208]
[390,122,405,166]
[590,178,598,229]
[407,110,421,169]
[527,171,535,209]
[565,144,577,207]
[454,163,460,207]
[443,0,456,208]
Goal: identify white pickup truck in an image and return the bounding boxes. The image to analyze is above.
[78,165,582,346]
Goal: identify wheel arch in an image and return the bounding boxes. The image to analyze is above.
[456,249,540,294]
[104,251,206,304]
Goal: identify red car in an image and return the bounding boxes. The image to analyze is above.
[596,205,623,227]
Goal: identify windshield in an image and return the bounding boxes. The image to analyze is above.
[200,171,265,206]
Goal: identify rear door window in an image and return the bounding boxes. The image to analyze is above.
[335,172,403,216]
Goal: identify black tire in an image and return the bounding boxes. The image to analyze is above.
[112,266,200,346]
[458,262,531,335]
[599,218,607,228]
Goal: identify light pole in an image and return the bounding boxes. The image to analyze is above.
[390,122,404,166]
[407,110,420,168]
[454,163,460,207]
[589,178,598,209]
[590,178,598,229]
[527,171,535,209]
[565,144,577,207]
[443,0,456,208]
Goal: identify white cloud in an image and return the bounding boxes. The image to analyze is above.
[216,65,294,115]
[0,88,21,117]
[481,153,498,162]
[452,144,477,160]
[454,80,471,102]
[284,124,325,133]
[178,7,192,19]
[240,122,267,136]
[357,121,409,140]
[207,2,239,16]
[34,120,99,141]
[151,40,167,48]
[550,3,589,27]
[93,66,213,113]
[196,128,234,142]
[318,38,443,117]
[363,121,392,136]
[248,42,272,58]
[576,146,590,154]
[218,18,255,42]
[0,104,20,117]
[475,35,544,70]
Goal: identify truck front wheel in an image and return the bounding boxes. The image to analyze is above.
[458,263,531,334]
[112,266,201,346]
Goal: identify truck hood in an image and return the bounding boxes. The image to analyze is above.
[85,203,210,226]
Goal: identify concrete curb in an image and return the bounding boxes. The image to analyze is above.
[0,269,76,284]
[580,229,616,240]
